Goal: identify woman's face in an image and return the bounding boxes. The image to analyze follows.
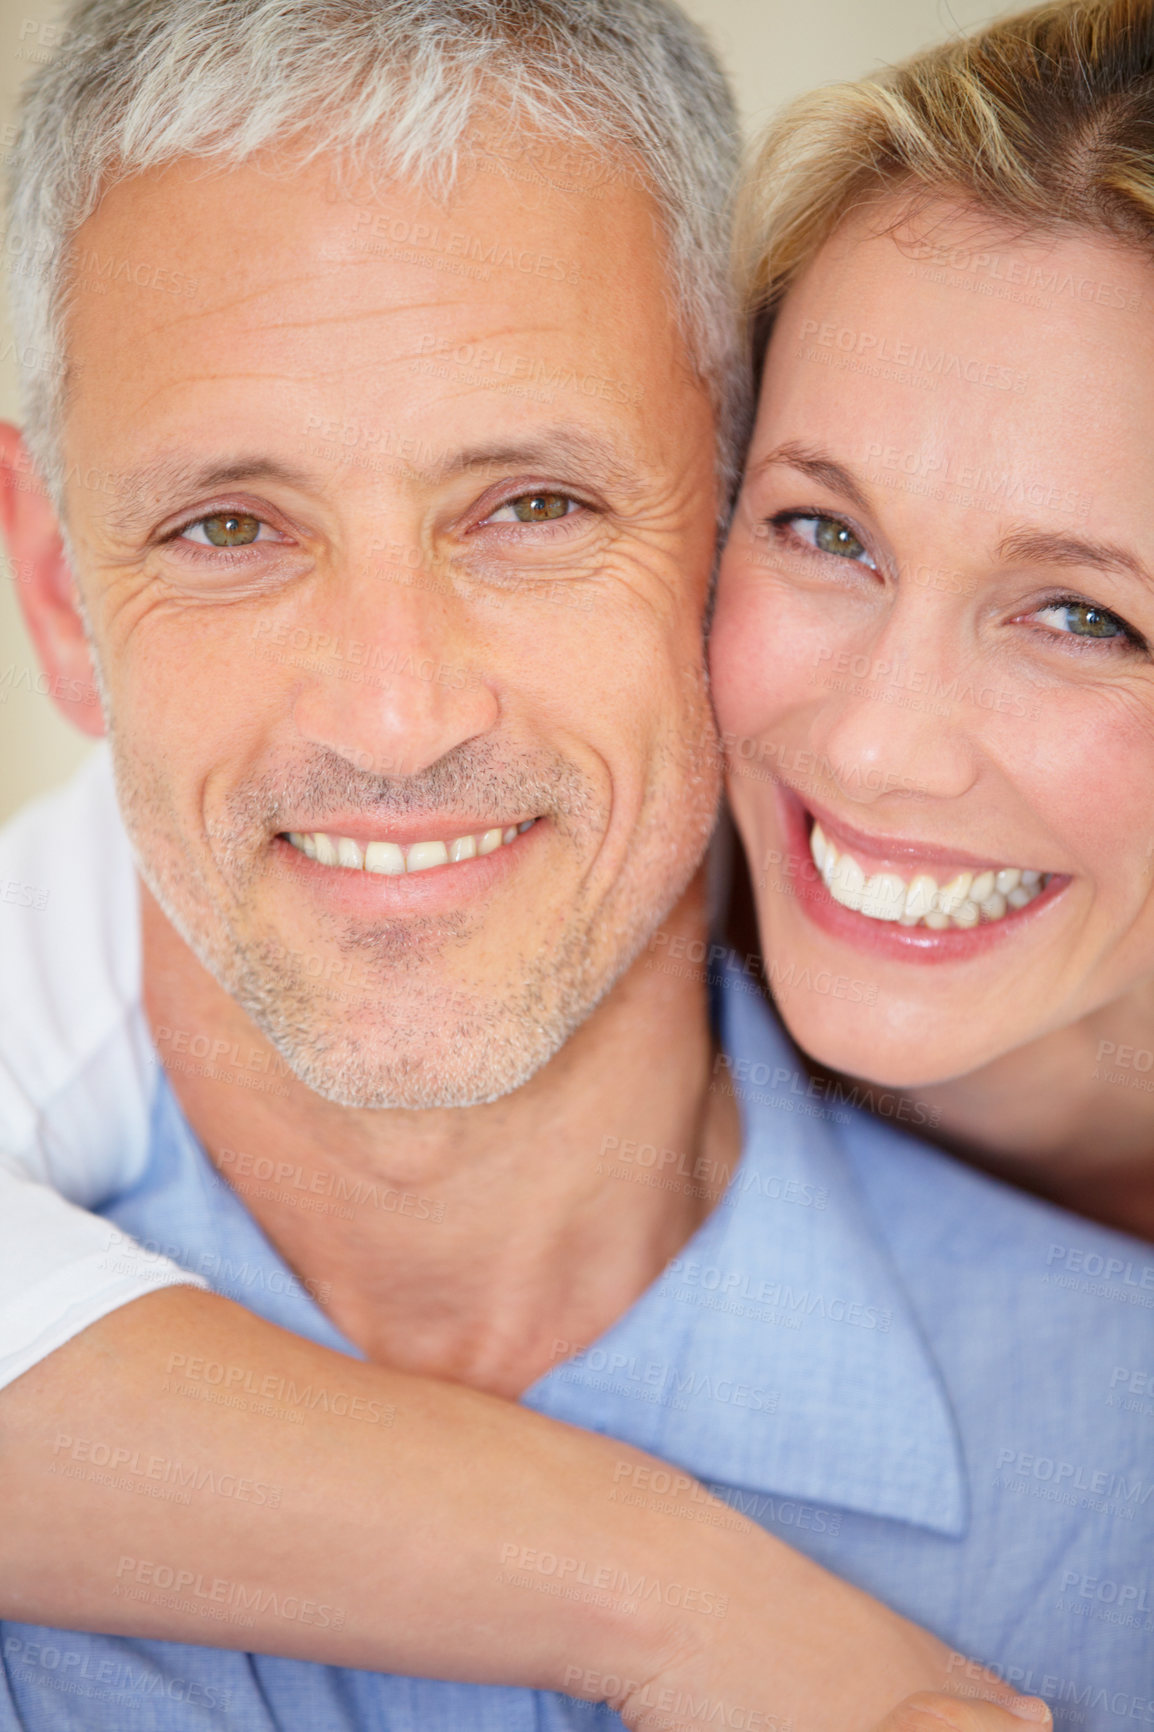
[712,200,1154,1088]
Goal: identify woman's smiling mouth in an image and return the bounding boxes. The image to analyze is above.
[770,787,1071,961]
[809,821,1048,929]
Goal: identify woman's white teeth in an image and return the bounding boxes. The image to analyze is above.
[809,821,1047,930]
[903,874,938,922]
[936,873,972,917]
[860,872,904,921]
[287,820,535,875]
[828,853,864,906]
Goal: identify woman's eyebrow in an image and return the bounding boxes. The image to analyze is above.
[996,525,1149,583]
[749,441,872,514]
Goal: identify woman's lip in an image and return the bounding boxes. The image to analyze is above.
[792,787,1053,876]
[773,784,1070,963]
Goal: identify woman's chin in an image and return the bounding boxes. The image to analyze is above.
[771,985,991,1095]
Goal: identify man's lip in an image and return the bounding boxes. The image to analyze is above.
[274,817,540,849]
[789,787,1054,876]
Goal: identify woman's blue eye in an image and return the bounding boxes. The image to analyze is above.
[1034,600,1136,642]
[785,514,876,567]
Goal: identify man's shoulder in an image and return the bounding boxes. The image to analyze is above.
[0,750,150,1196]
[844,1106,1154,1361]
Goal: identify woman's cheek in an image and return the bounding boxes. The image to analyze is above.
[1019,688,1154,896]
[712,565,787,743]
[711,563,834,751]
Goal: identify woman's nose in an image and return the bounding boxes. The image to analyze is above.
[809,645,982,808]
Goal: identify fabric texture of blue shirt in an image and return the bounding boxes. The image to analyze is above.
[3,962,1152,1728]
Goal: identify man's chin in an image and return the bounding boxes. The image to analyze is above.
[228,939,605,1111]
[252,1014,576,1111]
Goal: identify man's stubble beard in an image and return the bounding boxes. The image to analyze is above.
[110,686,720,1111]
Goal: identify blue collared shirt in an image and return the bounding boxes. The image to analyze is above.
[3,965,1152,1728]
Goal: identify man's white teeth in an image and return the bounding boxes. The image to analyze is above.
[809,821,1048,930]
[407,840,449,873]
[365,841,404,874]
[287,819,535,875]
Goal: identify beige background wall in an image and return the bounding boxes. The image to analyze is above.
[0,0,1011,825]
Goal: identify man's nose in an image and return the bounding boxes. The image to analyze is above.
[809,628,981,806]
[289,565,500,780]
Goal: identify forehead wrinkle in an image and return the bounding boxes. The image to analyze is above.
[71,238,470,351]
[203,296,496,340]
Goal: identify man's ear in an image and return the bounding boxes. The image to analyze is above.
[0,421,106,738]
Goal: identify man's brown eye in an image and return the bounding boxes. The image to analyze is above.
[199,512,262,546]
[510,493,573,523]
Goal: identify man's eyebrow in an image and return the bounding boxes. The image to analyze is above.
[104,457,321,536]
[103,430,643,535]
[996,525,1149,583]
[431,428,644,495]
[748,441,872,515]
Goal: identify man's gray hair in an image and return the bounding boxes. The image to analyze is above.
[6,0,746,509]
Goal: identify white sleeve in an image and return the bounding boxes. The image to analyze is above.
[0,1167,206,1392]
[0,749,206,1394]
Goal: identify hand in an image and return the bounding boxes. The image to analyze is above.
[604,1516,1055,1732]
[875,1694,1052,1732]
[608,1529,1013,1732]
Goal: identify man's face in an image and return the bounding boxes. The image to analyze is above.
[55,145,720,1107]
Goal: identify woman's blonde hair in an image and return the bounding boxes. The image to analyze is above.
[738,0,1154,355]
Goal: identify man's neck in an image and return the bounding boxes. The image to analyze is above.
[142,878,739,1397]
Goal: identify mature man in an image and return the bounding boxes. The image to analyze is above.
[0,1,1151,1729]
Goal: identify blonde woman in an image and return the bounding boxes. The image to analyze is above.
[717,0,1154,1245]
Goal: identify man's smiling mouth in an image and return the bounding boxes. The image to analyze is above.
[285,819,537,875]
[809,820,1050,930]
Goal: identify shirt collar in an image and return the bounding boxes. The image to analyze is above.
[120,960,967,1538]
[527,961,968,1536]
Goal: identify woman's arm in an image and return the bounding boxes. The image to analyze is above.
[0,1286,1025,1732]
